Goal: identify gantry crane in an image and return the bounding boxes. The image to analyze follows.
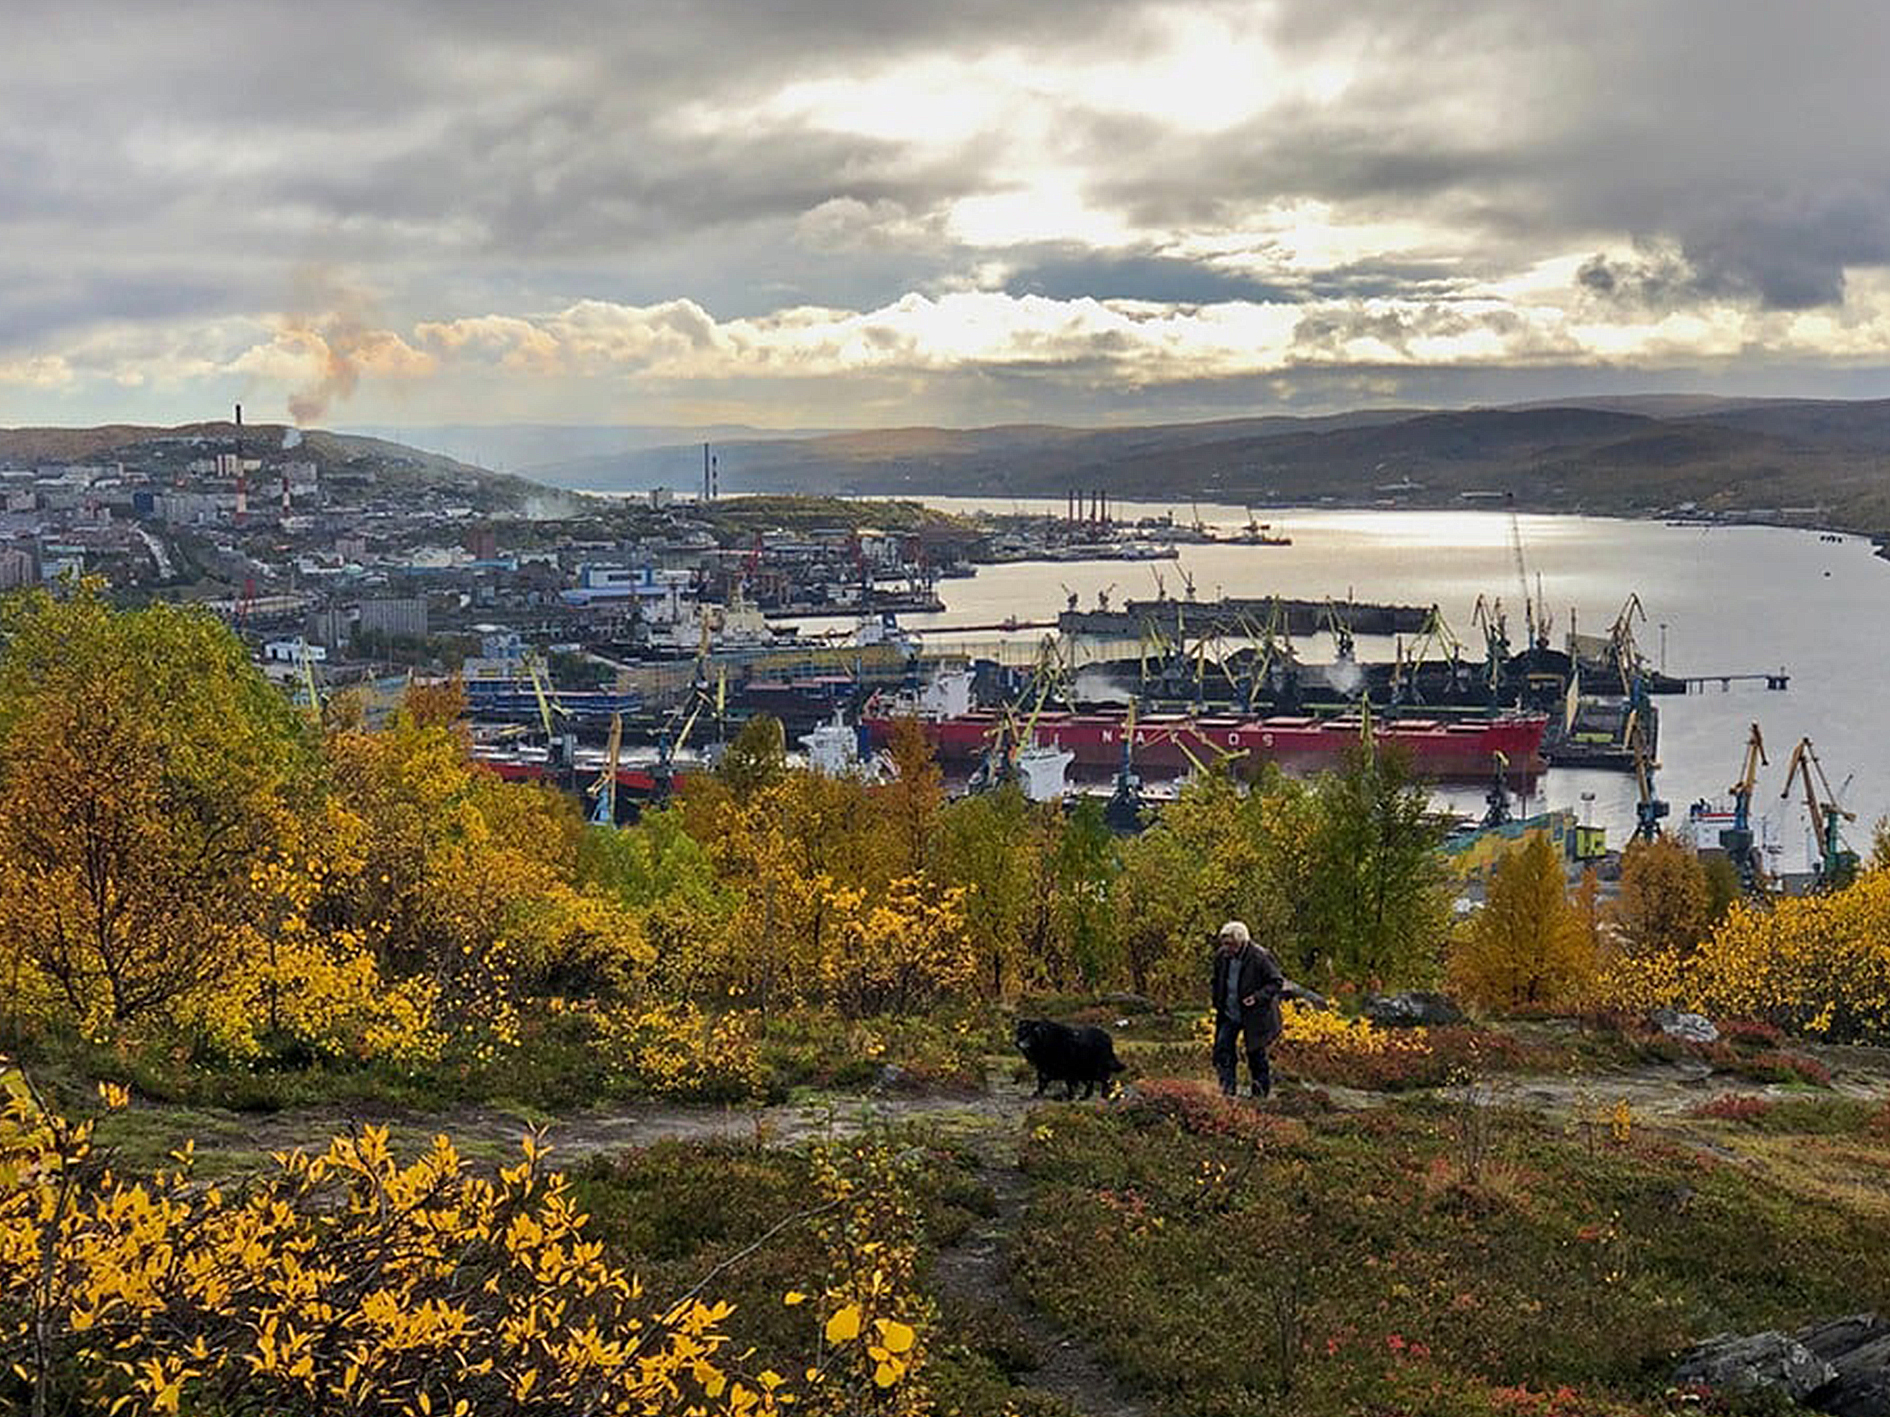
[1780,737,1859,887]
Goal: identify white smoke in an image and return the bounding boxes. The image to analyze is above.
[1326,657,1365,698]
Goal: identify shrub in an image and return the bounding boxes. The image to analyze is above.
[1601,872,1890,1043]
[1743,1049,1833,1086]
[1690,1092,1774,1122]
[1127,1078,1299,1145]
[1718,1019,1787,1049]
[0,1064,789,1417]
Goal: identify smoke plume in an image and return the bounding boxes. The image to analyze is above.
[278,270,433,426]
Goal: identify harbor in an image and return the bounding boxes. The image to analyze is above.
[449,500,1876,885]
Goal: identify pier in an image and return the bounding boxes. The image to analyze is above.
[1677,671,1790,692]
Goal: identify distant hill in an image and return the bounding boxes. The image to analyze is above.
[0,422,558,513]
[344,422,839,475]
[515,397,1890,530]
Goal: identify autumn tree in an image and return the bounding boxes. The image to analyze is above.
[0,588,308,1031]
[933,785,1040,996]
[718,712,787,802]
[580,806,732,998]
[1048,797,1121,989]
[1451,833,1595,1011]
[318,692,648,1024]
[1298,746,1450,989]
[1109,820,1196,996]
[1610,836,1711,958]
[879,717,944,877]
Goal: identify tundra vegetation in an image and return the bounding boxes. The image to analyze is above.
[4,591,1890,1415]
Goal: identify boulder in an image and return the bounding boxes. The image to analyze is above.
[1675,1331,1837,1403]
[1649,1008,1719,1043]
[1797,1315,1890,1417]
[1282,980,1332,1010]
[1363,991,1464,1028]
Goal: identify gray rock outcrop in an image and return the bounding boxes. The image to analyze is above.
[1362,991,1464,1028]
[1676,1314,1890,1416]
[1649,1007,1720,1043]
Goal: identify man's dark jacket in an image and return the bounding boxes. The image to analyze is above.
[1212,944,1286,1044]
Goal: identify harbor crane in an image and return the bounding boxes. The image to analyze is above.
[1482,750,1513,828]
[1720,723,1767,890]
[1104,699,1145,833]
[1471,594,1509,696]
[1629,709,1668,841]
[1780,737,1859,887]
[589,711,624,827]
[1507,495,1538,649]
[524,650,576,773]
[650,687,709,806]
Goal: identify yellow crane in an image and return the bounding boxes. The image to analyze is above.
[1780,736,1858,886]
[589,712,624,826]
[1719,722,1767,891]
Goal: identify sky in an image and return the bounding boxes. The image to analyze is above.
[7,0,1890,432]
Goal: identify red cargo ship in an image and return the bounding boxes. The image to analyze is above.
[863,707,1548,779]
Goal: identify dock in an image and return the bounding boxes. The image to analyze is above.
[1676,672,1790,692]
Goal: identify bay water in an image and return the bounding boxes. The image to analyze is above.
[898,500,1889,867]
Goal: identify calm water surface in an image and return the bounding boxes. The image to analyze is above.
[899,500,1890,865]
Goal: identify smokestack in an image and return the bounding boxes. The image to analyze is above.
[234,402,242,428]
[703,443,710,503]
[710,452,718,500]
[235,471,248,526]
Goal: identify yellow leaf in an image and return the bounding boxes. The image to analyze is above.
[876,1318,916,1354]
[873,1359,903,1388]
[783,1290,808,1306]
[824,1304,862,1344]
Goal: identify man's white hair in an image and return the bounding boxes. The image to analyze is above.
[1218,920,1250,944]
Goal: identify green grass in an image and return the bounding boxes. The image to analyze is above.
[1008,1083,1890,1416]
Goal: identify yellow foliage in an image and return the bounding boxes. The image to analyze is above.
[0,1060,786,1416]
[1601,867,1890,1040]
[1279,1001,1392,1054]
[1451,834,1597,1012]
[805,1139,929,1416]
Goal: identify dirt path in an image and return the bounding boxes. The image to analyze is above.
[225,1082,1025,1167]
[1318,1058,1890,1121]
[932,1148,1155,1417]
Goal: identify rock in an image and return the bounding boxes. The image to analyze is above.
[1649,1008,1719,1043]
[1675,1331,1837,1403]
[1797,1315,1890,1417]
[1282,980,1332,1010]
[873,1064,911,1092]
[1363,991,1464,1028]
[1798,1314,1886,1363]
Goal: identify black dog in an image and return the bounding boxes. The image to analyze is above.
[1014,1018,1126,1099]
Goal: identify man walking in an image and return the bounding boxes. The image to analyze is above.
[1212,920,1285,1098]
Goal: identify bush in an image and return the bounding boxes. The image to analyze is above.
[1,1066,790,1416]
[1690,1093,1774,1123]
[1743,1049,1833,1086]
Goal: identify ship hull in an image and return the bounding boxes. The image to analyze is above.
[864,709,1548,779]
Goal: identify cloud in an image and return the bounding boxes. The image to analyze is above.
[9,0,1890,426]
